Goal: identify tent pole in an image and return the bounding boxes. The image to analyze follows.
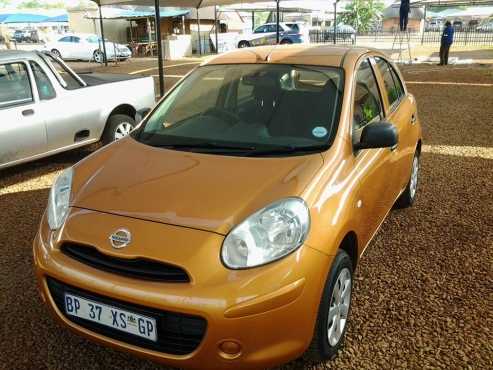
[98,4,108,66]
[214,5,219,54]
[197,8,202,55]
[154,0,164,97]
[276,0,280,44]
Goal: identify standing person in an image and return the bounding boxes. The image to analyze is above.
[439,21,454,65]
[400,0,411,31]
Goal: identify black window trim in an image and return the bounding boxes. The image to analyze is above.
[374,56,405,114]
[28,60,57,101]
[351,56,385,133]
[0,60,35,109]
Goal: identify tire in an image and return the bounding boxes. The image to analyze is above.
[94,50,105,64]
[395,151,420,208]
[238,41,250,48]
[51,49,62,59]
[102,114,135,145]
[280,39,293,45]
[304,250,353,362]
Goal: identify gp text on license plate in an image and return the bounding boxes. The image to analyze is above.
[64,293,157,342]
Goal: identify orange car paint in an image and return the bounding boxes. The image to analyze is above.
[34,44,422,370]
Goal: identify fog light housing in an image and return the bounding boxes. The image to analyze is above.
[218,340,242,359]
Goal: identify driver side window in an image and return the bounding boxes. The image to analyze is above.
[353,59,383,139]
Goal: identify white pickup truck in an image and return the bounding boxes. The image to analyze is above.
[0,50,155,169]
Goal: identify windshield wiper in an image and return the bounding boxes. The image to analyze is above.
[245,145,328,157]
[152,142,257,152]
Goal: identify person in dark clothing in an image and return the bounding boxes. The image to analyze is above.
[439,21,454,65]
[400,0,411,31]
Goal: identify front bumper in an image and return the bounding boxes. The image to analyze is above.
[33,208,332,370]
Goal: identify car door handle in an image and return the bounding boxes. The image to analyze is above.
[22,109,34,116]
[410,114,417,125]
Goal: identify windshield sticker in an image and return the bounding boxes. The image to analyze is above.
[312,126,328,138]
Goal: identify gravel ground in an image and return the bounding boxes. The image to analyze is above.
[0,65,492,370]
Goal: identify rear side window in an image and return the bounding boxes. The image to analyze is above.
[0,62,33,108]
[374,57,404,107]
[353,59,383,132]
[30,61,56,100]
[59,36,71,42]
[45,55,83,90]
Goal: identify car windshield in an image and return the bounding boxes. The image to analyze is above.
[134,64,344,157]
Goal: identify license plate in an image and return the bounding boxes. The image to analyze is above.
[64,293,157,342]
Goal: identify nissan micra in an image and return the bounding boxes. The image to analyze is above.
[34,45,422,370]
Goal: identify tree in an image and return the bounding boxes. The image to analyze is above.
[0,0,12,8]
[18,0,65,9]
[340,0,385,32]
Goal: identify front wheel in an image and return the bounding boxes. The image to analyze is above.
[395,152,420,208]
[102,114,135,145]
[238,41,250,48]
[93,49,105,64]
[304,250,353,362]
[51,49,62,59]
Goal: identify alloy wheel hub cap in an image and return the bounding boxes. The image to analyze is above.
[327,267,351,347]
[114,122,132,140]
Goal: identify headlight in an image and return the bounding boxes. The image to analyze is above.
[47,167,73,230]
[221,198,310,269]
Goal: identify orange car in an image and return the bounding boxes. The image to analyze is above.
[34,45,422,370]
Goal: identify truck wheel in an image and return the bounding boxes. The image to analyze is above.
[51,49,62,59]
[238,41,250,48]
[94,50,105,64]
[102,114,135,145]
[304,249,353,362]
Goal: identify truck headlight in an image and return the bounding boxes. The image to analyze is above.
[47,167,73,230]
[221,198,310,269]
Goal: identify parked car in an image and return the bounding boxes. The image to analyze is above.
[324,24,357,43]
[477,20,493,32]
[13,29,34,43]
[237,22,308,48]
[34,44,422,369]
[44,33,132,63]
[0,50,155,169]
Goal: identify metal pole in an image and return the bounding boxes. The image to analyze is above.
[197,8,202,55]
[333,1,337,44]
[276,0,280,44]
[98,4,108,66]
[252,11,255,30]
[154,0,164,97]
[214,5,219,54]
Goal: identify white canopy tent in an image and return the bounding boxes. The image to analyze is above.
[91,0,337,95]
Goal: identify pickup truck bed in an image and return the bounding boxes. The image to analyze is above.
[77,72,143,86]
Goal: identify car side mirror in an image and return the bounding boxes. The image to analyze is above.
[135,108,151,123]
[355,122,398,150]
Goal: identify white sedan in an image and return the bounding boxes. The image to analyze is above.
[44,33,132,63]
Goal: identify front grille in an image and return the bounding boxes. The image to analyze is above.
[46,278,207,356]
[61,243,190,283]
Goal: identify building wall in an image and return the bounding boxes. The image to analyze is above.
[383,18,422,32]
[68,9,129,43]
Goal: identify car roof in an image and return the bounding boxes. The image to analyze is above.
[0,50,42,62]
[204,44,382,69]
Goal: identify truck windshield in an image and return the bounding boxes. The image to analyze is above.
[134,64,344,157]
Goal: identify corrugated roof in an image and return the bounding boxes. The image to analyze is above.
[0,12,68,24]
[84,7,189,19]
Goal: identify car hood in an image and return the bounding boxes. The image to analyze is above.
[71,138,324,235]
